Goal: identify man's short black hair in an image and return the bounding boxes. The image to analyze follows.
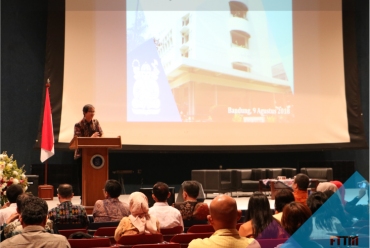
[21,197,48,225]
[58,184,73,198]
[69,232,93,239]
[83,104,94,116]
[183,181,199,199]
[153,182,169,202]
[274,189,295,212]
[105,180,122,198]
[6,184,24,203]
[294,174,310,190]
[16,193,32,213]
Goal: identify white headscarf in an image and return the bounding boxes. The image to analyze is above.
[128,192,158,234]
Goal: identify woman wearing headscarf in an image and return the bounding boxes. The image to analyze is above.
[330,181,347,206]
[317,182,338,193]
[114,192,160,241]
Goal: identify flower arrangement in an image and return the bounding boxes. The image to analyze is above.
[0,152,28,205]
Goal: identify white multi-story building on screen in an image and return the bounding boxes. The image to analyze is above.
[151,0,293,121]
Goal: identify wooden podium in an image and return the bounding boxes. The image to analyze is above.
[69,136,122,213]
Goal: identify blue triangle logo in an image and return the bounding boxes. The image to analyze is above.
[280,171,369,248]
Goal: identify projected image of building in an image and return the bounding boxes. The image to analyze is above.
[147,0,293,122]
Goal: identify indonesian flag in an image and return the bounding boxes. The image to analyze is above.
[40,87,54,162]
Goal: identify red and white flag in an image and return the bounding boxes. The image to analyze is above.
[40,87,54,162]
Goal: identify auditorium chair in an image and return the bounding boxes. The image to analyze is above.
[229,168,267,194]
[68,238,111,248]
[170,233,213,248]
[191,170,234,196]
[55,223,86,235]
[266,168,296,179]
[187,225,215,233]
[257,238,288,248]
[94,227,117,244]
[265,168,297,190]
[160,226,183,242]
[116,234,164,247]
[183,219,208,232]
[300,168,333,182]
[132,244,181,248]
[87,221,120,235]
[59,228,87,239]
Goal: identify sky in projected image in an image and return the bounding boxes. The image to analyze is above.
[127,0,294,123]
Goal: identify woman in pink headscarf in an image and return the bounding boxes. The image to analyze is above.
[114,192,160,241]
[330,181,347,206]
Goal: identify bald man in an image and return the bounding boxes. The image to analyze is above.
[188,195,260,248]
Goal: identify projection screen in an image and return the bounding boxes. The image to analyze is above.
[36,0,367,151]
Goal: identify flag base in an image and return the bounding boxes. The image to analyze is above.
[38,185,54,200]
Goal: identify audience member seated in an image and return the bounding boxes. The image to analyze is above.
[48,184,89,227]
[317,182,338,193]
[1,196,70,248]
[114,192,160,241]
[330,181,347,206]
[149,182,184,230]
[323,190,334,199]
[309,193,347,239]
[280,202,322,248]
[273,189,295,222]
[93,179,130,222]
[239,192,283,239]
[322,190,352,227]
[345,187,369,220]
[292,174,309,205]
[0,184,24,226]
[68,232,93,239]
[189,195,260,248]
[172,181,209,220]
[2,193,54,240]
[307,192,327,214]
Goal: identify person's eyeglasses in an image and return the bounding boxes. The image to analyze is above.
[88,111,95,113]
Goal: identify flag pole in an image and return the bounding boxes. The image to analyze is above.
[38,79,54,200]
[45,160,48,185]
[44,80,50,185]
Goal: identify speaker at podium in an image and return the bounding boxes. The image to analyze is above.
[175,181,205,203]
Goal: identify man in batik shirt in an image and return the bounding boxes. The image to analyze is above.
[48,184,89,227]
[172,181,209,220]
[93,180,130,222]
[74,104,103,160]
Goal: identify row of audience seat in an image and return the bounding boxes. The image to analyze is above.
[62,223,369,248]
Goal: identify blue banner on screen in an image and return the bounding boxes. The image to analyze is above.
[127,39,182,122]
